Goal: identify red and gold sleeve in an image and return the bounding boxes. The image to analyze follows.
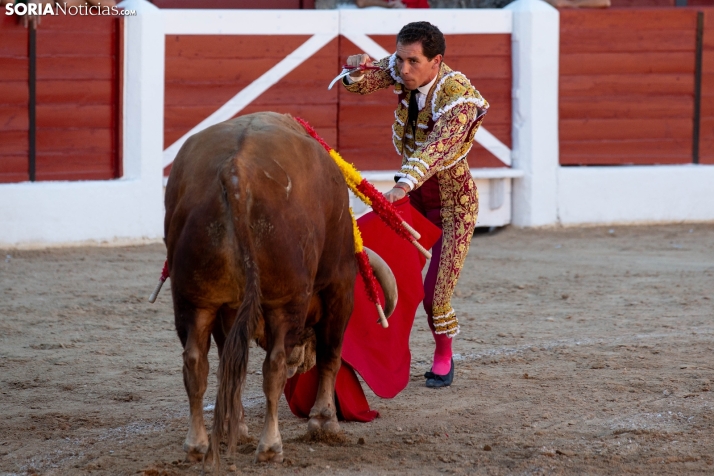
[342,56,396,95]
[396,101,480,190]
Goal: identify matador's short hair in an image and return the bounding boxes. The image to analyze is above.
[396,22,446,60]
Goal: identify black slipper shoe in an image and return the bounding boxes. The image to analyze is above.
[425,357,454,388]
[424,370,435,379]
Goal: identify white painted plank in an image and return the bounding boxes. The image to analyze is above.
[340,9,512,35]
[163,9,339,35]
[475,127,512,166]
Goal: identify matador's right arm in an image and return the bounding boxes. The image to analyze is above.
[342,56,396,95]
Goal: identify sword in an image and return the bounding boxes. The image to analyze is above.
[328,63,381,90]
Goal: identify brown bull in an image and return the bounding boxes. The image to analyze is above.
[164,112,395,464]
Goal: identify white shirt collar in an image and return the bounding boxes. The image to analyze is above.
[416,73,439,95]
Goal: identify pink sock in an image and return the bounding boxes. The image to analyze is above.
[428,316,453,375]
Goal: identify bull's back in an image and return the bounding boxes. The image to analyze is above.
[165,113,353,307]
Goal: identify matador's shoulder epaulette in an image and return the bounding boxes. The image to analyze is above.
[430,67,489,122]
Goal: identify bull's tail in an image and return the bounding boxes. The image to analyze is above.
[206,166,261,468]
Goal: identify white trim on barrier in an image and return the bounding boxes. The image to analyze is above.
[339,9,512,35]
[163,9,339,35]
[162,33,337,168]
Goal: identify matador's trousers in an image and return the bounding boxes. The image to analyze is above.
[408,160,478,337]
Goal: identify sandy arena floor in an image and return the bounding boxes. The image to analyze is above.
[1,224,714,475]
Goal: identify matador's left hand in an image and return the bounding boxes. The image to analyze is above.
[384,186,407,203]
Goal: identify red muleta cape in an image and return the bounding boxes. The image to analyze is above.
[284,197,441,421]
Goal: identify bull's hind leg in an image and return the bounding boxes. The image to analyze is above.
[176,307,215,461]
[308,285,353,433]
[255,307,305,463]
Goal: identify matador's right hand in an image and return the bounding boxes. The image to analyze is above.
[345,54,374,78]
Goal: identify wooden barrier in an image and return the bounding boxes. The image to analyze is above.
[560,9,698,166]
[164,34,339,176]
[700,7,714,164]
[0,16,30,183]
[0,15,122,184]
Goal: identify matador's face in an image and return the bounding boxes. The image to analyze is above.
[395,41,442,91]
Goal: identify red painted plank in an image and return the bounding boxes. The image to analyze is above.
[36,105,113,129]
[693,94,714,116]
[166,105,337,129]
[560,9,697,31]
[0,58,29,81]
[0,156,29,184]
[0,82,29,107]
[702,50,714,73]
[560,118,693,141]
[0,29,27,57]
[609,0,674,6]
[36,14,116,32]
[560,52,694,75]
[35,153,116,181]
[561,139,691,158]
[36,56,114,80]
[0,131,28,155]
[443,35,511,57]
[36,128,112,152]
[166,57,335,82]
[561,155,691,166]
[165,58,285,83]
[560,73,694,96]
[36,31,114,56]
[0,17,29,182]
[235,104,337,128]
[431,56,511,80]
[339,124,395,152]
[0,107,28,131]
[561,29,695,54]
[560,96,693,119]
[166,35,321,60]
[36,80,114,104]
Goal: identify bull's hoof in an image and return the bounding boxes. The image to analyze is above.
[307,409,340,433]
[254,443,283,463]
[184,449,206,463]
[183,443,207,463]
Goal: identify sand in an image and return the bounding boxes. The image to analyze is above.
[1,224,713,475]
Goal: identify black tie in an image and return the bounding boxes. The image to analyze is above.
[408,90,419,134]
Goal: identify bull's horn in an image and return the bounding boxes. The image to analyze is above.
[364,247,398,318]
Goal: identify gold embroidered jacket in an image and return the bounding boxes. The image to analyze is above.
[343,54,489,190]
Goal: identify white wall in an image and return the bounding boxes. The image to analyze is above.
[506,0,560,228]
[558,165,714,225]
[0,0,165,247]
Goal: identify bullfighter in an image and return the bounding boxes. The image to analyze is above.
[343,21,488,388]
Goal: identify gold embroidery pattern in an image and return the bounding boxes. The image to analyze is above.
[431,160,479,337]
[343,54,484,337]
